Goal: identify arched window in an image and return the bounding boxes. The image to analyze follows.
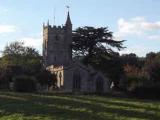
[96,76,104,93]
[73,70,81,91]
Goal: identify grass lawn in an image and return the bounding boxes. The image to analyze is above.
[0,92,160,120]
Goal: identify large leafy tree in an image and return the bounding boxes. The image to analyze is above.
[72,26,125,59]
[0,41,41,75]
[0,41,57,90]
[72,26,125,87]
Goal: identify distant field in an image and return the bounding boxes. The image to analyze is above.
[0,92,160,120]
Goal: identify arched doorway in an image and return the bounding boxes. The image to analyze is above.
[96,76,104,93]
[73,70,81,91]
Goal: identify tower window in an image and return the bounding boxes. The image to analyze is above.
[55,35,59,41]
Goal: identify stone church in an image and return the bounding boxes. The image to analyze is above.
[43,12,110,93]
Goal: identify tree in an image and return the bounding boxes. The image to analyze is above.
[145,52,160,83]
[36,69,56,87]
[0,41,42,85]
[0,41,41,74]
[72,26,125,87]
[148,62,160,83]
[3,41,25,56]
[72,26,125,60]
[121,53,145,68]
[103,54,124,87]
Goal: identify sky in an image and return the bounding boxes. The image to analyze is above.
[0,0,160,57]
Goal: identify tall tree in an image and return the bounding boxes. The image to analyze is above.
[72,26,125,60]
[72,26,125,87]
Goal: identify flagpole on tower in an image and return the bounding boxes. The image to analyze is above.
[53,6,56,25]
[66,0,70,11]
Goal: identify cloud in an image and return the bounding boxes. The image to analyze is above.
[147,35,160,40]
[141,22,160,30]
[0,25,17,34]
[114,17,160,38]
[21,37,42,53]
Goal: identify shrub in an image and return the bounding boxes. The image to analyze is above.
[0,78,9,90]
[13,75,36,92]
[133,83,160,99]
[122,74,147,92]
[36,69,56,87]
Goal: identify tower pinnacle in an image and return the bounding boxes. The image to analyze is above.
[65,6,72,25]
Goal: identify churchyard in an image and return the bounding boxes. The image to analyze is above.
[0,92,160,120]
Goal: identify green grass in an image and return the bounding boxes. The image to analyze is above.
[0,92,160,120]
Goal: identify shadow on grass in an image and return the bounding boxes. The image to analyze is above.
[73,95,160,113]
[0,92,160,120]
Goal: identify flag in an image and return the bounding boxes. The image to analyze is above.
[66,6,69,9]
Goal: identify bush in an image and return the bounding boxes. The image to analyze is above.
[36,69,56,87]
[0,73,10,90]
[121,74,147,92]
[133,83,160,99]
[13,75,36,92]
[0,79,9,90]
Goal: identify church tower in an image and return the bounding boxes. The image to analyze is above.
[43,12,72,67]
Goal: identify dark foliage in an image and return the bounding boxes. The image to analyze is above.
[0,41,43,91]
[0,41,42,71]
[0,79,9,90]
[72,26,125,59]
[133,84,160,99]
[36,69,57,87]
[13,75,36,92]
[120,52,160,99]
[121,53,145,68]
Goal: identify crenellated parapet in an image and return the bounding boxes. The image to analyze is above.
[43,23,67,33]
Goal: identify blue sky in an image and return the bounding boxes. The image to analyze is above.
[0,0,160,56]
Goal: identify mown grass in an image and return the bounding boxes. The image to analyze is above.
[0,92,160,120]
